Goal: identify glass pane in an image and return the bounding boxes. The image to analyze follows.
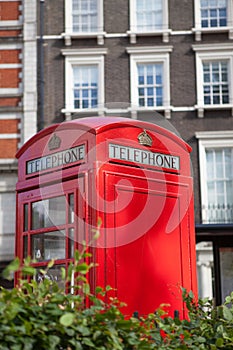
[69,228,74,259]
[147,87,153,96]
[147,75,153,84]
[156,97,163,106]
[219,248,233,303]
[204,96,211,104]
[213,95,220,104]
[23,235,28,259]
[35,265,65,289]
[222,95,229,103]
[207,182,215,203]
[31,230,65,261]
[24,204,28,232]
[196,242,214,300]
[139,98,144,106]
[147,98,154,106]
[138,88,144,96]
[32,196,66,230]
[68,194,74,224]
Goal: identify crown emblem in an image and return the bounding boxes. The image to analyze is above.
[137,129,153,147]
[48,133,61,150]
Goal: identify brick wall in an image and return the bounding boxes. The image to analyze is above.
[0,1,21,21]
[0,0,22,159]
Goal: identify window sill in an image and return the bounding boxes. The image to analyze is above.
[192,26,233,41]
[62,106,172,120]
[195,104,233,118]
[62,107,106,120]
[127,29,172,44]
[0,159,18,171]
[129,106,172,119]
[61,32,106,46]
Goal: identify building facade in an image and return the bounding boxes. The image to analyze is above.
[1,0,233,302]
[0,0,37,286]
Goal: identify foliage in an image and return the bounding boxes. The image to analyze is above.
[1,250,233,349]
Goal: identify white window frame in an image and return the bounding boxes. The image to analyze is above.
[193,0,233,41]
[193,43,233,117]
[61,48,107,117]
[128,0,170,43]
[62,0,105,45]
[126,46,172,119]
[196,131,233,224]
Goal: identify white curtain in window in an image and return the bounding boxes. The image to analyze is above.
[136,0,163,31]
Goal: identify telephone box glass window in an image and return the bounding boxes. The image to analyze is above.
[137,63,163,107]
[203,61,229,105]
[72,0,97,32]
[136,0,163,31]
[201,0,227,28]
[35,265,65,288]
[32,196,66,230]
[31,231,66,261]
[205,148,233,223]
[73,65,98,109]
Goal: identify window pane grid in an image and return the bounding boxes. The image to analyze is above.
[72,0,98,32]
[136,0,163,31]
[203,61,229,105]
[201,0,227,28]
[73,65,98,109]
[137,63,163,107]
[204,148,233,223]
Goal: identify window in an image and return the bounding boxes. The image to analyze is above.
[63,0,104,45]
[135,0,163,32]
[203,61,229,105]
[62,48,107,116]
[196,131,233,224]
[72,0,98,33]
[193,44,233,117]
[137,63,163,107]
[128,0,169,43]
[126,46,172,118]
[201,0,227,28]
[73,65,98,109]
[193,0,233,40]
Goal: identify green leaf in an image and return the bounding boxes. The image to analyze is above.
[222,305,233,321]
[216,337,224,347]
[47,259,55,269]
[2,258,20,279]
[76,263,89,274]
[189,290,194,299]
[77,325,91,336]
[97,217,102,228]
[82,338,95,347]
[59,312,75,327]
[48,335,60,349]
[21,266,36,276]
[83,283,90,295]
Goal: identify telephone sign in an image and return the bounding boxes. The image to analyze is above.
[15,117,197,318]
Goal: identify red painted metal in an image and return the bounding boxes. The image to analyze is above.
[16,116,197,318]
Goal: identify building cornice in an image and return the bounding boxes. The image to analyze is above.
[61,48,108,56]
[126,46,173,54]
[195,130,233,139]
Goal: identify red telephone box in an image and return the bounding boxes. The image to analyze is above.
[16,117,197,317]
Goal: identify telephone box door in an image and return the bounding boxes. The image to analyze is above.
[100,171,194,317]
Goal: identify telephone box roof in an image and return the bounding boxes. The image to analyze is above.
[16,116,191,158]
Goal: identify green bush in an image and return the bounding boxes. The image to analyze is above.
[1,249,233,350]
